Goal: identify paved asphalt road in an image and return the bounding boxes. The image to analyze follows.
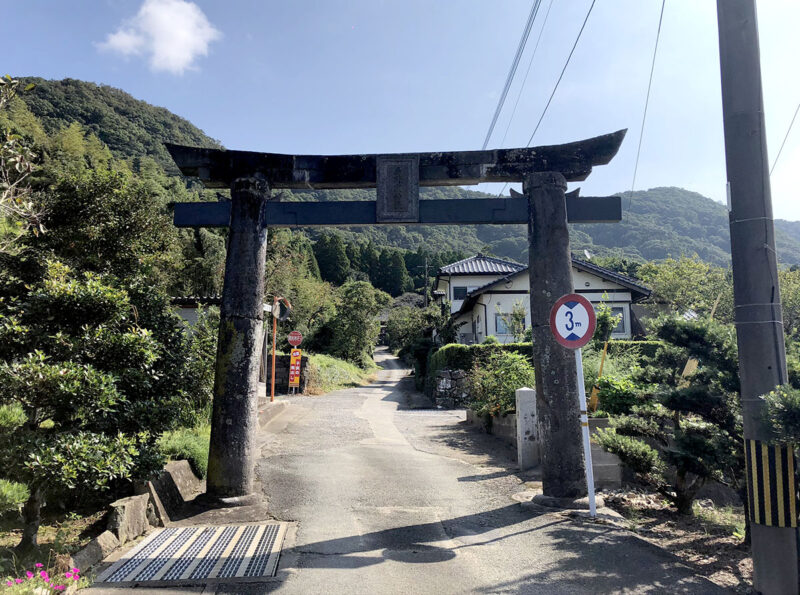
[248,349,725,594]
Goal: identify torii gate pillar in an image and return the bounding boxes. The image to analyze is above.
[206,175,270,502]
[526,172,587,498]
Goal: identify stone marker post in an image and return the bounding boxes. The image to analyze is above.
[525,172,587,498]
[206,175,270,503]
[515,387,539,471]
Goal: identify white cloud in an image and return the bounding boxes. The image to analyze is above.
[98,0,221,75]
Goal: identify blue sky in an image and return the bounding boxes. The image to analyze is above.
[5,0,800,220]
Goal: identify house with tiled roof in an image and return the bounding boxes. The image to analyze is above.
[432,254,651,344]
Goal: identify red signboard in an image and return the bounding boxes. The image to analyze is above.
[549,293,596,349]
[289,349,302,387]
[288,330,303,346]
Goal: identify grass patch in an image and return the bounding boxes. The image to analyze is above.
[692,502,746,539]
[158,425,210,478]
[305,353,377,394]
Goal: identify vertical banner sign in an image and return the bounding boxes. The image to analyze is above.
[289,349,302,389]
[549,293,597,517]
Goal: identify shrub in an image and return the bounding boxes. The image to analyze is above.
[483,335,499,344]
[763,385,800,442]
[596,376,640,415]
[594,427,666,479]
[159,425,210,478]
[0,480,29,515]
[468,351,535,417]
[595,316,742,514]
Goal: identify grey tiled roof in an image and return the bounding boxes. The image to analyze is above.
[438,254,526,275]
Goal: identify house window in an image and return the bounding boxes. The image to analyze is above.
[495,313,524,335]
[612,306,625,334]
[453,286,468,300]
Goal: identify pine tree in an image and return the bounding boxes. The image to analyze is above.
[595,316,742,514]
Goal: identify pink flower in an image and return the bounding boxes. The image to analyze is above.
[35,563,43,568]
[5,581,12,586]
[71,568,79,573]
[64,572,72,579]
[15,578,23,583]
[26,571,33,578]
[54,586,66,591]
[40,570,48,579]
[73,575,80,581]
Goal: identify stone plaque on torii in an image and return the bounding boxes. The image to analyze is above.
[166,129,626,505]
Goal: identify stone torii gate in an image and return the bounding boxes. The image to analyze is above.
[166,129,626,505]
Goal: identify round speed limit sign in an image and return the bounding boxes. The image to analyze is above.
[549,293,596,349]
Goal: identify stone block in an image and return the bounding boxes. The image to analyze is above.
[107,493,150,544]
[69,530,119,572]
[165,460,204,502]
[516,387,539,471]
[451,370,466,380]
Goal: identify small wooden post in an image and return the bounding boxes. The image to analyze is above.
[206,175,270,502]
[525,172,587,499]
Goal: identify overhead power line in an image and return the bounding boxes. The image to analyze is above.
[498,0,556,149]
[481,0,543,150]
[525,0,597,148]
[629,0,666,200]
[497,0,594,196]
[770,102,800,176]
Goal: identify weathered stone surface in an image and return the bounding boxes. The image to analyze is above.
[107,494,150,544]
[166,460,204,502]
[526,171,587,499]
[69,530,119,572]
[432,368,471,409]
[207,175,270,501]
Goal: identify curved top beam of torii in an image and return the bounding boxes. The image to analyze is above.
[165,129,626,190]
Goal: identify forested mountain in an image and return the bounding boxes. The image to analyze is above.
[16,77,800,266]
[18,77,221,172]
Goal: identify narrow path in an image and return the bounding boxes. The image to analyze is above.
[249,349,724,594]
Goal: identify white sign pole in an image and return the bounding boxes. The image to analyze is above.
[574,348,596,517]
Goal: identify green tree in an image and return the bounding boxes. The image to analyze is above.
[314,232,351,285]
[779,268,800,338]
[595,316,742,514]
[319,281,390,367]
[592,300,622,350]
[637,255,733,322]
[0,263,168,551]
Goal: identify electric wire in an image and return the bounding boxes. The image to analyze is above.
[770,102,800,176]
[524,0,596,148]
[481,0,543,150]
[629,0,666,210]
[498,0,556,149]
[497,0,595,196]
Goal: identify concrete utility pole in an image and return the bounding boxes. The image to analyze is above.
[717,1,798,592]
[206,175,270,503]
[525,172,587,498]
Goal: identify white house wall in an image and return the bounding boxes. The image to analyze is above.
[449,268,636,343]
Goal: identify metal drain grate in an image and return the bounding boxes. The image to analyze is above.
[95,523,287,585]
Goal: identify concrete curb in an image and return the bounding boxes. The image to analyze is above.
[259,399,289,427]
